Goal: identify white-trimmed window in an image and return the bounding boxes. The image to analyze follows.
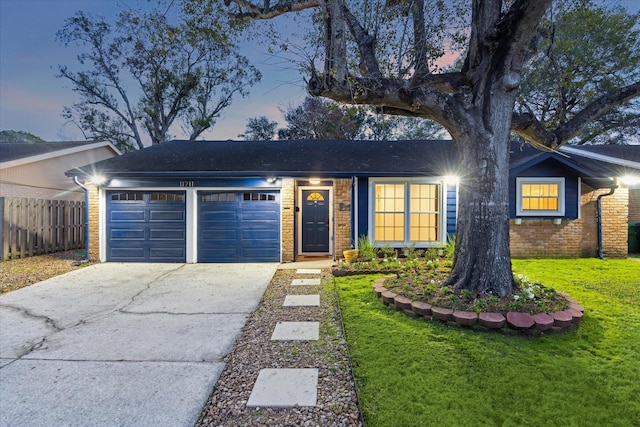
[516,177,565,216]
[370,178,445,246]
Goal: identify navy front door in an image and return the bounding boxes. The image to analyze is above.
[301,189,330,253]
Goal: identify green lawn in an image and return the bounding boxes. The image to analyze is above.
[335,259,640,427]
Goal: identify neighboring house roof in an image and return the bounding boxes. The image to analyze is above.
[65,139,640,185]
[0,141,121,169]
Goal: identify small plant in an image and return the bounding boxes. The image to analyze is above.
[403,243,418,260]
[424,248,439,261]
[379,244,397,259]
[444,234,456,260]
[425,259,440,270]
[461,289,473,300]
[473,298,488,313]
[357,235,376,262]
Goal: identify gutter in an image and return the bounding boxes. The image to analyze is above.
[597,180,618,260]
[73,176,90,263]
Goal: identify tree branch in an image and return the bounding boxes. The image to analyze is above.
[512,80,640,147]
[225,0,319,21]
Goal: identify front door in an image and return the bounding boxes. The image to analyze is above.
[301,189,330,253]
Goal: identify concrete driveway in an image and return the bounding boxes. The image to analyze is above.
[0,263,278,427]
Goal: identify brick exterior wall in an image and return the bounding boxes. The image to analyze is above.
[629,189,640,222]
[601,186,628,257]
[87,184,100,262]
[510,183,628,258]
[280,178,295,262]
[334,178,353,257]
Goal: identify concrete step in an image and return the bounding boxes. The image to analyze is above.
[270,321,320,341]
[247,368,318,408]
[283,294,320,307]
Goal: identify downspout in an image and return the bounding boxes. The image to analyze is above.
[352,176,358,249]
[597,180,618,260]
[73,176,90,263]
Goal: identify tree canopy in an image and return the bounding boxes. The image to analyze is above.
[219,0,640,295]
[0,130,45,143]
[56,4,260,151]
[517,2,640,145]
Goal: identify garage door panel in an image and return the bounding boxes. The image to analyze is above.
[149,229,185,240]
[200,211,238,222]
[110,229,145,240]
[109,247,146,259]
[198,191,280,262]
[110,210,145,221]
[240,229,279,240]
[107,191,186,262]
[149,210,185,221]
[149,248,186,260]
[200,229,238,240]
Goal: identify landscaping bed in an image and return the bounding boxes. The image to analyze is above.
[333,250,580,334]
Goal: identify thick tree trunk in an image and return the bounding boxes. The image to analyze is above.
[444,90,518,296]
[445,128,516,296]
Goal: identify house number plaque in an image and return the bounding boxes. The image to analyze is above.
[179,181,194,187]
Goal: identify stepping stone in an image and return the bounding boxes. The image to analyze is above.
[284,294,320,307]
[291,278,321,286]
[271,321,320,341]
[247,368,318,408]
[296,268,322,275]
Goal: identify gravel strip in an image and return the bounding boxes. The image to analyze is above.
[0,250,88,294]
[197,268,362,427]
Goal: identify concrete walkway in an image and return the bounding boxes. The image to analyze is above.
[0,263,278,427]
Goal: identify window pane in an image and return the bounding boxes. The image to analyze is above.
[374,184,405,242]
[521,183,560,212]
[408,184,440,242]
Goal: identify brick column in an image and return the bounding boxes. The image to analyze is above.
[601,186,628,258]
[87,184,100,262]
[334,178,353,257]
[280,178,295,262]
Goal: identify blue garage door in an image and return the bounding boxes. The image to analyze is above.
[198,191,280,262]
[106,191,186,262]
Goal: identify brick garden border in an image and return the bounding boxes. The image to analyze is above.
[367,274,584,335]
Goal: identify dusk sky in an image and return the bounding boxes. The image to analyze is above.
[0,0,308,143]
[1,0,638,144]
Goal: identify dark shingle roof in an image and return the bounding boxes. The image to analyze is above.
[65,139,640,181]
[67,139,460,178]
[0,141,105,163]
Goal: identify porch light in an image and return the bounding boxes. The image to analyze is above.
[309,178,321,185]
[444,175,460,185]
[89,174,106,185]
[619,175,640,186]
[266,176,277,183]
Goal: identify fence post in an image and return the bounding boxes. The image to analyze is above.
[0,197,4,261]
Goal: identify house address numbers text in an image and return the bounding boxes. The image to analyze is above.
[179,181,194,187]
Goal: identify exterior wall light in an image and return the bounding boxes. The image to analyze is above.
[90,175,106,185]
[309,178,321,185]
[619,175,640,186]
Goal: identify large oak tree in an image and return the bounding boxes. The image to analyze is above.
[216,0,639,295]
[57,5,260,151]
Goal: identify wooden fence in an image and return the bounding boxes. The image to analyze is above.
[1,197,86,260]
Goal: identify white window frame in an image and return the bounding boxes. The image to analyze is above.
[368,177,447,247]
[516,177,565,217]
